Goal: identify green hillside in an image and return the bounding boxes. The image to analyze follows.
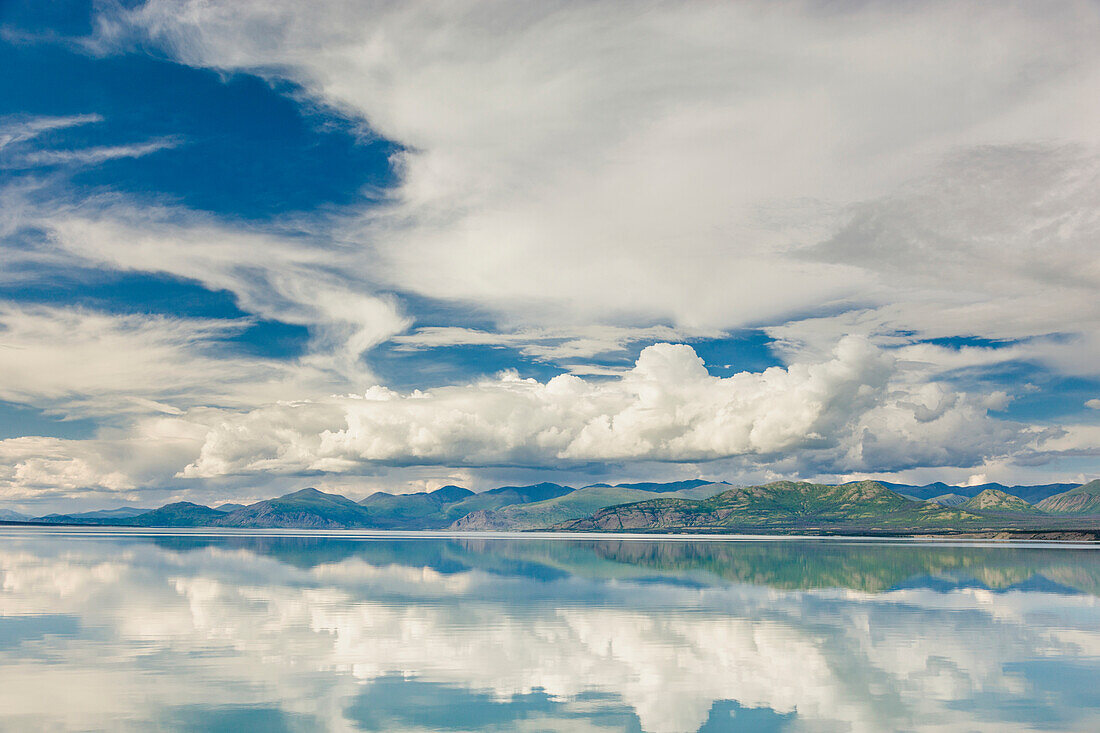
[358,486,475,529]
[451,483,731,530]
[441,483,574,522]
[131,502,227,527]
[558,481,984,532]
[961,489,1040,515]
[356,483,574,528]
[1036,480,1100,514]
[217,488,372,528]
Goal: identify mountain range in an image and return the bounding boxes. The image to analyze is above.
[3,479,1098,534]
[879,481,1077,503]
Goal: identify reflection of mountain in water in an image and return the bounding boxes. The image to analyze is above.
[146,534,1100,596]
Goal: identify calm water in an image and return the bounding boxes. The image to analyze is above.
[2,530,1100,732]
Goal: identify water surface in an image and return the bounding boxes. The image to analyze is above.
[1,529,1099,732]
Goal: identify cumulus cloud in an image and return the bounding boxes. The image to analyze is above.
[179,338,1022,479]
[0,437,135,498]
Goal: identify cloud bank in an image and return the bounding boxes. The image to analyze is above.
[176,339,1024,482]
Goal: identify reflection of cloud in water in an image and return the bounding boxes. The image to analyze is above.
[0,533,1098,732]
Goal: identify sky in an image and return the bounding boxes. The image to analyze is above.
[1,0,1100,511]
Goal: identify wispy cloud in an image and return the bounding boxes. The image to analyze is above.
[110,0,1100,333]
[391,325,722,363]
[0,304,344,417]
[0,114,103,150]
[0,113,181,173]
[11,136,182,168]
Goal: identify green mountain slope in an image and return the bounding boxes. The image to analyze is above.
[131,502,227,527]
[358,486,475,529]
[451,483,731,530]
[356,483,574,528]
[558,481,983,532]
[961,489,1040,515]
[672,482,738,500]
[1036,480,1100,514]
[35,506,155,524]
[217,488,372,528]
[442,483,574,522]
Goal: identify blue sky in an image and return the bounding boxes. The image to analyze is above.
[2,0,1100,510]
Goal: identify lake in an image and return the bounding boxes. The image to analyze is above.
[1,529,1099,732]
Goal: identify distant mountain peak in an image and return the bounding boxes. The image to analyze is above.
[281,487,327,498]
[961,489,1037,514]
[429,485,475,502]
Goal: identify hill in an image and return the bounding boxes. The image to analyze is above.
[78,506,153,519]
[130,502,227,527]
[216,488,372,528]
[34,506,155,524]
[1036,480,1100,515]
[451,482,731,530]
[557,481,983,532]
[884,481,1076,503]
[358,485,476,529]
[356,483,573,528]
[441,482,574,522]
[960,489,1040,514]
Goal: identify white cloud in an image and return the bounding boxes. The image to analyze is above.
[0,114,177,170]
[179,338,1023,479]
[391,324,722,364]
[1087,399,1100,410]
[11,137,182,167]
[0,304,344,417]
[106,0,1100,335]
[0,437,135,498]
[0,114,102,150]
[0,332,1046,502]
[37,206,410,377]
